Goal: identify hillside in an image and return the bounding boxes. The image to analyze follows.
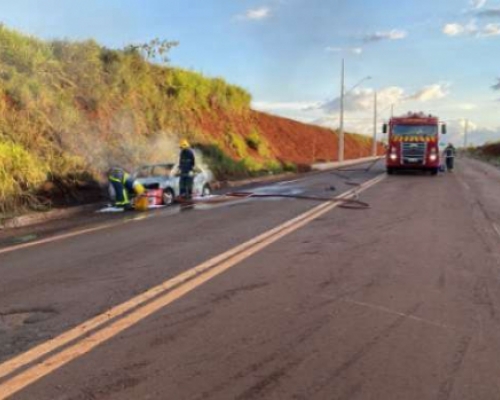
[0,25,382,215]
[467,142,500,164]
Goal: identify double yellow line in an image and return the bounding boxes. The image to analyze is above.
[0,174,385,399]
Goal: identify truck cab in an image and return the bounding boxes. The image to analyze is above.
[383,112,446,175]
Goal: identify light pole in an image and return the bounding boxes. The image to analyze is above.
[372,91,378,157]
[463,119,469,149]
[338,59,345,162]
[337,58,371,162]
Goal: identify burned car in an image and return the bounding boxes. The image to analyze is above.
[133,163,213,205]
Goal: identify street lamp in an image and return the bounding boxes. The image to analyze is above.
[338,58,372,162]
[372,90,378,157]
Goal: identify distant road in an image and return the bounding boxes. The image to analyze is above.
[2,158,500,400]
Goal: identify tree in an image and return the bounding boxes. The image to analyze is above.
[126,38,179,64]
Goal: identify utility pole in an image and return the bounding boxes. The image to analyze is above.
[338,58,345,162]
[391,104,394,118]
[463,119,469,148]
[372,91,378,157]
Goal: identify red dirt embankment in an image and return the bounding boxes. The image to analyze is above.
[191,108,384,165]
[477,142,500,158]
[254,111,383,164]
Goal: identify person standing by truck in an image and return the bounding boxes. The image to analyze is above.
[444,144,456,172]
[178,139,196,200]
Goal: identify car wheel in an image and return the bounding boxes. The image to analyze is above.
[202,184,211,197]
[162,188,175,205]
[431,168,438,176]
[387,168,394,175]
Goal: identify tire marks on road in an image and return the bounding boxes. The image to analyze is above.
[436,335,472,400]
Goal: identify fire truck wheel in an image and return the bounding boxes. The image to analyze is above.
[431,168,438,176]
[387,168,394,175]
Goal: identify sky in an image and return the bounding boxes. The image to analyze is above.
[1,0,499,145]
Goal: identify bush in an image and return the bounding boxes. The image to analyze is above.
[282,161,298,173]
[245,130,261,151]
[195,144,249,181]
[263,160,283,174]
[245,129,272,158]
[242,157,263,174]
[165,69,251,112]
[227,132,248,159]
[0,141,47,213]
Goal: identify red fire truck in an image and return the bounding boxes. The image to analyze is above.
[383,112,447,175]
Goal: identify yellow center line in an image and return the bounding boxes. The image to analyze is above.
[0,202,328,381]
[0,174,385,399]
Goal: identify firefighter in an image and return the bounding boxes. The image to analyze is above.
[178,139,196,200]
[444,144,456,172]
[108,167,145,209]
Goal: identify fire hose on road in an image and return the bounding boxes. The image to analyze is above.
[226,192,370,210]
[330,158,381,187]
[176,160,384,211]
[177,191,370,210]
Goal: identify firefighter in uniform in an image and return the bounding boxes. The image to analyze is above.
[178,139,196,200]
[108,167,145,209]
[444,144,456,172]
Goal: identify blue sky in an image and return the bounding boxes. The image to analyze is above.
[1,0,499,144]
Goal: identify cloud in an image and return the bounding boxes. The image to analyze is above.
[255,83,451,138]
[443,23,467,36]
[363,29,407,43]
[456,103,478,110]
[314,86,405,114]
[492,78,500,90]
[476,7,500,17]
[482,23,500,35]
[445,119,500,146]
[252,101,321,112]
[443,19,500,36]
[471,0,487,9]
[443,20,478,36]
[408,84,450,102]
[312,83,450,114]
[325,46,363,55]
[312,115,377,135]
[237,6,271,21]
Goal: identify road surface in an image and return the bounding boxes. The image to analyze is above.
[2,157,500,400]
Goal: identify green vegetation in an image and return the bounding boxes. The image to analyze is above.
[245,130,262,151]
[0,141,47,213]
[0,25,253,214]
[227,132,248,159]
[282,161,298,173]
[196,144,294,180]
[245,128,272,158]
[241,157,263,173]
[195,144,249,180]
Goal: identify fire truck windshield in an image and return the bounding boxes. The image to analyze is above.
[393,125,437,136]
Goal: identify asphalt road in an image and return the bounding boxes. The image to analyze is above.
[2,158,500,400]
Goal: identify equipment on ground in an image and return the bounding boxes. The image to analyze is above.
[382,112,446,175]
[134,195,150,212]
